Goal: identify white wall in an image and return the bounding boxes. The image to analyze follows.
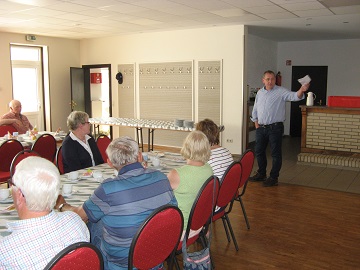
[246,34,278,141]
[246,34,278,90]
[278,39,360,97]
[278,39,360,133]
[80,25,246,153]
[0,32,80,131]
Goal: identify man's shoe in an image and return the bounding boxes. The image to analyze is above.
[263,177,278,187]
[249,172,266,182]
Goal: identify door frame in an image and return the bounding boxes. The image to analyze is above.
[82,64,112,138]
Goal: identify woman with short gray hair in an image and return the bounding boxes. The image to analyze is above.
[62,111,103,173]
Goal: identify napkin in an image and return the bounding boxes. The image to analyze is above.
[298,75,311,85]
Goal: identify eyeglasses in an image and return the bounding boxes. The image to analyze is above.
[7,178,16,188]
[7,178,25,198]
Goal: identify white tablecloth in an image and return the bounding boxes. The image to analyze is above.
[0,151,185,237]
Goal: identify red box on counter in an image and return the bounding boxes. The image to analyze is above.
[328,96,360,108]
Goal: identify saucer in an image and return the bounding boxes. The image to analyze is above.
[0,197,13,204]
[151,165,163,170]
[82,172,93,178]
[62,192,72,198]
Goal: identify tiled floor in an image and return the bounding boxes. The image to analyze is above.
[249,136,360,194]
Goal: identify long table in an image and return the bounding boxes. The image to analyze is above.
[90,117,195,152]
[0,151,185,238]
[0,131,65,148]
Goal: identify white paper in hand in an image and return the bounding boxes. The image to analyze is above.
[298,75,311,85]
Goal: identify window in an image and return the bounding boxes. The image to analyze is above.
[10,45,44,130]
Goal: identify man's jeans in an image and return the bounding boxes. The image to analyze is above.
[255,123,284,179]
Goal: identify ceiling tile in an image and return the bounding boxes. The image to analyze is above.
[209,8,248,18]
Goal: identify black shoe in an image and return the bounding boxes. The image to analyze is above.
[263,177,278,187]
[249,172,266,182]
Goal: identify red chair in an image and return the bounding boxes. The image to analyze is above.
[212,161,242,250]
[10,149,40,178]
[235,149,255,229]
[56,146,64,174]
[0,125,17,137]
[128,205,183,270]
[31,133,57,162]
[43,242,104,270]
[96,134,111,162]
[0,139,23,183]
[174,176,220,268]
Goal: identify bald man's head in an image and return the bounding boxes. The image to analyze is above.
[9,100,22,115]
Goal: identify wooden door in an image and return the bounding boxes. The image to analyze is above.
[290,66,328,137]
[70,67,85,112]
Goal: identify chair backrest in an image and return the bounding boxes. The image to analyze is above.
[216,161,242,209]
[180,175,220,249]
[43,242,104,270]
[0,139,24,172]
[31,133,57,162]
[128,205,184,270]
[56,146,64,174]
[0,125,17,137]
[238,149,255,194]
[10,149,40,178]
[96,134,111,162]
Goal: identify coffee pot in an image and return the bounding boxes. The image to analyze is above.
[306,92,316,106]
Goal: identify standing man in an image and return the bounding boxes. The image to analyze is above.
[250,70,310,187]
[0,157,89,269]
[0,100,33,134]
[56,136,177,269]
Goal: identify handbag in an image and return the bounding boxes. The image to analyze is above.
[183,245,211,270]
[182,177,217,270]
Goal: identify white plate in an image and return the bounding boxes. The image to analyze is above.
[0,204,16,213]
[150,151,165,157]
[81,173,93,178]
[62,192,72,198]
[151,166,163,170]
[0,197,13,204]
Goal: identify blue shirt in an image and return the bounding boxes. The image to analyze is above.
[83,162,177,270]
[251,85,303,125]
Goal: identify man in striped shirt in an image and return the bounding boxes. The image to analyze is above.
[250,70,310,187]
[56,136,177,270]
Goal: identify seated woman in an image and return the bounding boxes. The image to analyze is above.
[196,119,233,181]
[62,111,103,173]
[167,130,213,235]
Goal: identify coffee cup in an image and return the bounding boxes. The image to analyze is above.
[62,184,73,195]
[93,170,103,179]
[142,152,148,161]
[67,171,79,181]
[152,157,160,167]
[0,188,10,201]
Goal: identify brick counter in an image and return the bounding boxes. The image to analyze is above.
[299,106,360,169]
